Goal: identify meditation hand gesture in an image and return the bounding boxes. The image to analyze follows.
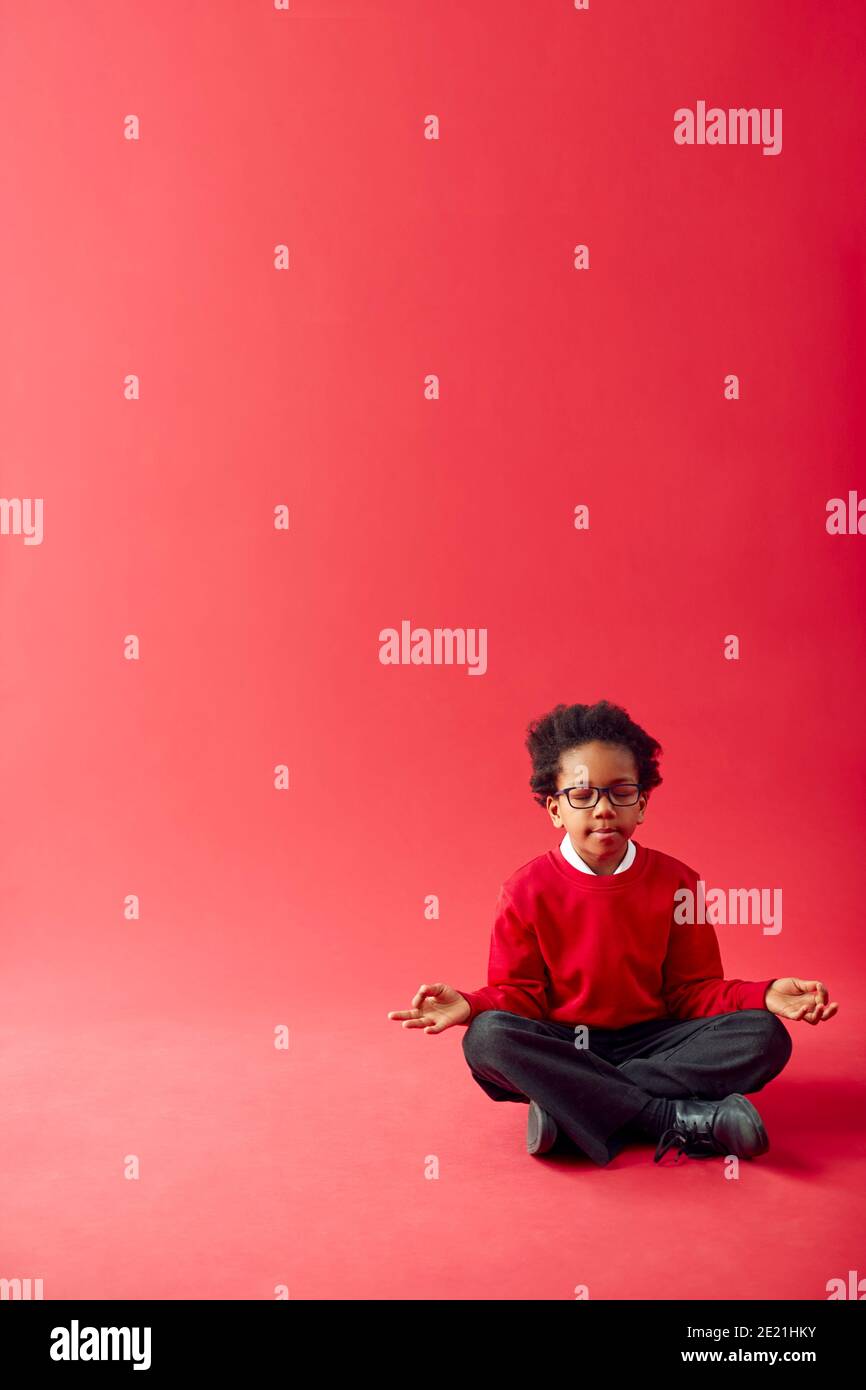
[765,977,838,1024]
[388,982,471,1034]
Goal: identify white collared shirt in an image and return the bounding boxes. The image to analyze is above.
[560,831,636,875]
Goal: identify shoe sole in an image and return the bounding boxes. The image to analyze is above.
[527,1100,559,1155]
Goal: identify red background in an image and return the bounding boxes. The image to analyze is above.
[1,0,864,1299]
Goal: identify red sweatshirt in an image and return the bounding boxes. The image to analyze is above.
[457,839,776,1028]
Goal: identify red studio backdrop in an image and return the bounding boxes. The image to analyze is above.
[1,0,864,1303]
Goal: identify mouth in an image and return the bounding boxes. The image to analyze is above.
[591,829,619,837]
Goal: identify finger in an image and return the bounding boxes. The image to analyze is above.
[401,1017,431,1028]
[805,1004,825,1025]
[387,1010,420,1021]
[411,983,442,1009]
[821,1002,839,1019]
[795,980,823,998]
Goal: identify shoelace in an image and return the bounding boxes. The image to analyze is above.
[653,1127,688,1164]
[653,1106,720,1164]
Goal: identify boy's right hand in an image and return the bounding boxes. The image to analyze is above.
[388,982,471,1033]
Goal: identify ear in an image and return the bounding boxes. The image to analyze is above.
[546,797,563,827]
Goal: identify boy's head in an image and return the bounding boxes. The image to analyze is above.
[526,700,663,872]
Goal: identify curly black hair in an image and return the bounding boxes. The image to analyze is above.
[526,699,663,809]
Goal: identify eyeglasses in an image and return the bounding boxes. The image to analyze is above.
[553,783,642,810]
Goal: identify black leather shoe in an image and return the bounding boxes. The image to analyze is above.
[653,1093,769,1164]
[527,1100,559,1155]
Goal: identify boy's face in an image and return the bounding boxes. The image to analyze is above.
[546,740,647,875]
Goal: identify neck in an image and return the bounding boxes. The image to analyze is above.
[575,844,628,876]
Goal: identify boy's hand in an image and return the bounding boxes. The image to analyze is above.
[765,977,839,1024]
[388,982,471,1033]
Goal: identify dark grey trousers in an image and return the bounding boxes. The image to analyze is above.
[462,1008,793,1165]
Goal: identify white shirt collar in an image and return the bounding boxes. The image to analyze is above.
[560,831,636,875]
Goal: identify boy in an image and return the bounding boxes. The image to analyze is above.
[388,699,838,1165]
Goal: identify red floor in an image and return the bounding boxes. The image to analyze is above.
[3,1010,863,1300]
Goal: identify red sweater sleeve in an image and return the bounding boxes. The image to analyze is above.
[456,887,549,1024]
[662,869,775,1019]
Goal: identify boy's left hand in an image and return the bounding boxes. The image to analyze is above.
[765,977,838,1024]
